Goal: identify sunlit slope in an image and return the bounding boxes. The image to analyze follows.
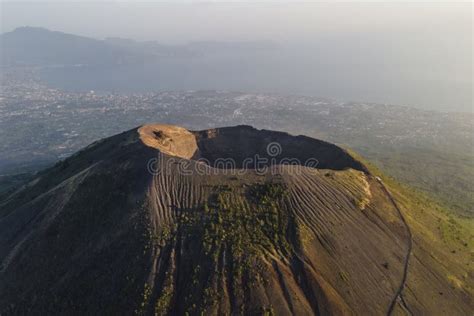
[350,154,474,316]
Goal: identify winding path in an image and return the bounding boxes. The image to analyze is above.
[376,178,413,316]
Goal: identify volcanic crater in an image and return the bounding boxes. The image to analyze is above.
[139,124,367,172]
[0,124,471,315]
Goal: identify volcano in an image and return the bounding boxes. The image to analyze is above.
[0,124,471,315]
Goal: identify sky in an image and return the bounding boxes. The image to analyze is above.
[1,1,471,44]
[0,1,472,111]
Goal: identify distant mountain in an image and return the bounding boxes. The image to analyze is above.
[0,27,277,67]
[0,27,193,66]
[0,27,128,66]
[0,124,472,314]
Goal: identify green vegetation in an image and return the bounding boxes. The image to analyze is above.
[154,270,174,316]
[143,181,294,314]
[199,182,292,260]
[353,144,474,217]
[339,271,350,283]
[136,283,152,315]
[262,306,275,316]
[0,172,34,196]
[349,149,474,268]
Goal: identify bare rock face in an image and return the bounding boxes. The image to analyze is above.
[0,125,471,315]
[138,124,198,159]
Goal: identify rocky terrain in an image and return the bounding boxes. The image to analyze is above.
[0,124,472,315]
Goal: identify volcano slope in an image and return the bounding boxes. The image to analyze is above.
[0,124,472,315]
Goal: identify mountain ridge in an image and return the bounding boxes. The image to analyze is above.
[0,27,275,67]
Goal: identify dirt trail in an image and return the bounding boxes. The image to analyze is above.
[377,178,413,315]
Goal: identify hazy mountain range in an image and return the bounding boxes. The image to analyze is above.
[1,27,471,112]
[0,27,275,67]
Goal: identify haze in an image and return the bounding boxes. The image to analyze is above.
[1,1,472,112]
